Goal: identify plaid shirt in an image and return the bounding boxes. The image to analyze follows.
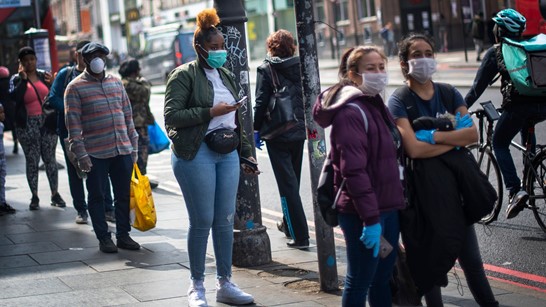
[65,70,138,160]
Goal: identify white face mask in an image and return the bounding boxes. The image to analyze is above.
[89,57,105,74]
[408,58,437,84]
[357,72,388,96]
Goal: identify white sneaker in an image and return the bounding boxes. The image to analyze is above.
[187,280,207,307]
[216,279,254,305]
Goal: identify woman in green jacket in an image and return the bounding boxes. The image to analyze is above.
[164,8,256,307]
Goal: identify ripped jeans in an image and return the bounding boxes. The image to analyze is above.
[172,142,240,281]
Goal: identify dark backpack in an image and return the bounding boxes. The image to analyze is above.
[317,102,368,227]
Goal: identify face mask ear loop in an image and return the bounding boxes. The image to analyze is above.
[196,44,208,55]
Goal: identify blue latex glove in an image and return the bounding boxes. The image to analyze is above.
[415,129,436,144]
[254,131,264,150]
[455,112,473,130]
[360,223,382,258]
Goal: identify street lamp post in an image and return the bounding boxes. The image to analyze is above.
[294,0,339,292]
[214,0,272,267]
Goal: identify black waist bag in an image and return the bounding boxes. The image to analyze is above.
[204,128,239,154]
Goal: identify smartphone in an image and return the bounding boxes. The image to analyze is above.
[234,96,248,106]
[240,157,259,172]
[480,101,500,121]
[379,236,393,259]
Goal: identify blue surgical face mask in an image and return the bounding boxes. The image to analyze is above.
[198,45,227,68]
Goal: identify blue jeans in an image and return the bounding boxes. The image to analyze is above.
[59,138,87,215]
[85,154,132,240]
[60,137,114,216]
[338,210,399,307]
[425,225,498,307]
[172,142,240,281]
[493,103,546,194]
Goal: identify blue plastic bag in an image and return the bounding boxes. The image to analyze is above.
[148,121,170,154]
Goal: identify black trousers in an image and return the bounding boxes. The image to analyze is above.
[266,140,309,241]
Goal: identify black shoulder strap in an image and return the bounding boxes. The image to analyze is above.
[28,80,43,104]
[63,66,75,88]
[436,82,455,113]
[267,62,280,92]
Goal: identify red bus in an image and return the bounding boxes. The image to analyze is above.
[516,0,546,36]
[0,0,58,75]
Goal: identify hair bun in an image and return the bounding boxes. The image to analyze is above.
[196,8,220,30]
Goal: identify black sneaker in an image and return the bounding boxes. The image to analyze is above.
[29,195,40,211]
[0,202,16,214]
[276,220,292,239]
[286,239,309,250]
[99,237,118,253]
[75,212,88,224]
[51,193,66,208]
[117,235,140,250]
[506,190,529,219]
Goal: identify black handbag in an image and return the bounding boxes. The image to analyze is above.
[204,128,239,154]
[259,63,298,140]
[29,80,56,133]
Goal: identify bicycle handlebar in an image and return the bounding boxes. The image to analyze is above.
[469,101,502,122]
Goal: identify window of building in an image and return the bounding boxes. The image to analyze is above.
[314,0,325,22]
[335,0,350,22]
[314,0,326,46]
[357,0,376,19]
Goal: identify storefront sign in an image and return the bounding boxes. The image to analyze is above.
[0,0,31,8]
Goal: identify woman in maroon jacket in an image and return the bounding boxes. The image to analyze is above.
[313,46,405,307]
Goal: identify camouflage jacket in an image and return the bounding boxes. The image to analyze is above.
[122,76,154,127]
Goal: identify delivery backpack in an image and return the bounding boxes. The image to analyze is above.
[500,33,546,96]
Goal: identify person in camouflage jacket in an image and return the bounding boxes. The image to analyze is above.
[119,59,155,175]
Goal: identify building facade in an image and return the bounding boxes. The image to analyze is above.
[15,0,528,72]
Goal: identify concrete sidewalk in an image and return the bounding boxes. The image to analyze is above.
[1,136,545,306]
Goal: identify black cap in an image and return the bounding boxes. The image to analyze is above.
[81,42,110,57]
[76,40,91,52]
[18,46,36,60]
[118,58,140,78]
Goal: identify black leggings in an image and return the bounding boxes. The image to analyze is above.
[16,116,58,196]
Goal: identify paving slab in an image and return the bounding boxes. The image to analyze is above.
[0,254,38,269]
[0,287,138,307]
[0,241,61,257]
[0,235,13,245]
[0,261,97,282]
[29,246,107,265]
[82,248,190,272]
[120,276,188,302]
[59,263,186,290]
[6,228,98,249]
[0,277,72,299]
[0,223,35,235]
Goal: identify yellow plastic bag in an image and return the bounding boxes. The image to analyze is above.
[130,163,157,231]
